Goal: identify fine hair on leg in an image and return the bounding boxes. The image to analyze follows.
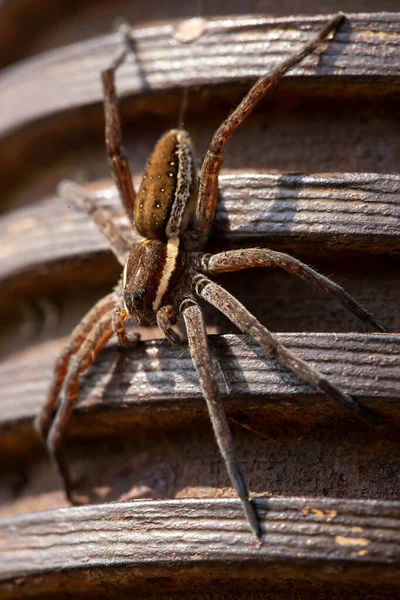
[202,248,388,332]
[194,276,381,428]
[101,45,137,221]
[35,293,119,443]
[58,180,132,266]
[46,311,116,500]
[181,299,261,537]
[192,13,345,247]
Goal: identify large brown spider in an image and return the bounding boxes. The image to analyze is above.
[36,12,387,538]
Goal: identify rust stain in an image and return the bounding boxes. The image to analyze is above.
[335,535,370,547]
[175,17,207,43]
[363,30,396,40]
[301,508,337,518]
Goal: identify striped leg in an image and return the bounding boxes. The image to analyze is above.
[58,181,132,266]
[202,248,387,332]
[35,293,119,443]
[46,311,118,501]
[194,276,381,428]
[192,13,344,248]
[181,300,261,538]
[102,46,136,222]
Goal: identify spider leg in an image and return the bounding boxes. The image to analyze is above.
[102,43,136,222]
[181,299,261,538]
[202,249,388,332]
[58,180,132,266]
[35,293,119,444]
[46,309,123,501]
[192,12,344,248]
[112,306,130,345]
[194,276,381,428]
[156,305,185,345]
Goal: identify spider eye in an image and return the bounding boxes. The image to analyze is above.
[123,288,147,313]
[133,287,147,307]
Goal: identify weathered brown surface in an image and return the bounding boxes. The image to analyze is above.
[3,28,400,214]
[0,332,398,522]
[2,0,400,68]
[1,332,399,431]
[1,13,400,139]
[0,4,399,598]
[0,172,399,342]
[0,497,399,599]
[1,172,399,287]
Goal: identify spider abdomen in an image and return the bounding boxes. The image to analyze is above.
[134,129,198,241]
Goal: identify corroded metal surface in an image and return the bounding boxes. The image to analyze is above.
[0,6,399,598]
[1,13,400,138]
[0,497,399,598]
[0,332,399,430]
[0,172,399,287]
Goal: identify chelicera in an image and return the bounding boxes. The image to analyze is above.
[36,13,387,538]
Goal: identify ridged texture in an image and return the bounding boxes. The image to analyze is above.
[0,497,399,584]
[0,332,398,429]
[0,172,399,286]
[0,13,400,137]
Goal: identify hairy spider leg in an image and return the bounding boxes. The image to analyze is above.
[46,311,116,500]
[195,276,381,428]
[156,304,185,345]
[35,293,119,443]
[58,180,132,266]
[192,12,345,248]
[36,294,132,500]
[202,249,388,332]
[102,48,137,221]
[182,300,261,537]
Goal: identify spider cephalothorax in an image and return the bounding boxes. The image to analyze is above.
[36,13,387,538]
[121,129,197,325]
[122,237,184,325]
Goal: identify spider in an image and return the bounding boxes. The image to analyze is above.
[36,12,387,538]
